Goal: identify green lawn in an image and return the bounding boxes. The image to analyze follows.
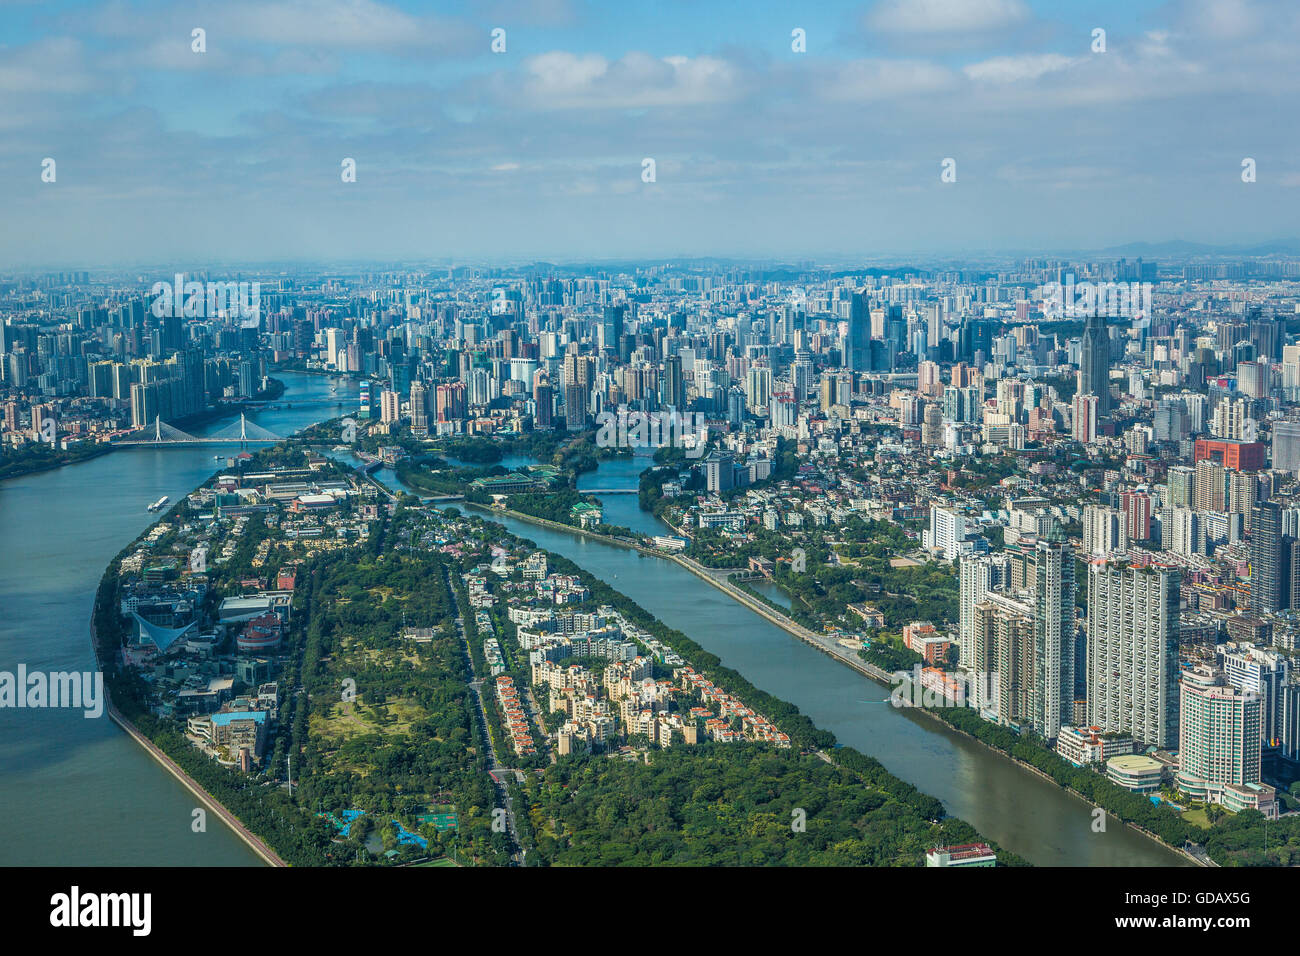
[1180,807,1211,829]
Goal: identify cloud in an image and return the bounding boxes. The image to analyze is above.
[3,0,1300,262]
[515,51,746,109]
[866,0,1029,35]
[85,0,476,55]
[819,58,956,101]
[964,53,1079,84]
[1175,0,1263,40]
[0,37,98,93]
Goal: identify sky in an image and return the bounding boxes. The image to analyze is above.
[1,0,1298,268]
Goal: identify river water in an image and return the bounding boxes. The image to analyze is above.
[0,371,358,865]
[379,453,1189,867]
[1,374,1186,866]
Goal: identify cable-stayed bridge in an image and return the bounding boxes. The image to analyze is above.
[113,414,284,446]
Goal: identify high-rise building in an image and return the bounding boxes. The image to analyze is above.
[1120,491,1153,542]
[409,381,429,434]
[745,365,773,411]
[1073,393,1098,443]
[843,291,870,373]
[972,591,1035,725]
[1216,641,1290,749]
[1031,536,1076,741]
[1227,470,1258,530]
[1249,501,1285,614]
[604,304,626,343]
[1211,397,1248,441]
[959,553,1010,670]
[1166,465,1195,509]
[31,403,56,441]
[1194,459,1227,512]
[1086,560,1180,748]
[1079,311,1110,415]
[926,506,968,561]
[564,383,589,431]
[130,381,161,429]
[1175,665,1262,803]
[1082,504,1128,558]
[1272,419,1300,474]
[1163,507,1201,557]
[921,403,943,447]
[435,381,466,423]
[661,354,684,409]
[379,388,400,424]
[768,392,797,429]
[532,372,553,430]
[705,453,734,493]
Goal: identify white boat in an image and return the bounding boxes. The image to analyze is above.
[147,495,169,513]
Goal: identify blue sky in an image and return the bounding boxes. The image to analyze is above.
[1,0,1296,267]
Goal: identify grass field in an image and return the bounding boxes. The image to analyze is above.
[313,697,424,739]
[1181,807,1211,829]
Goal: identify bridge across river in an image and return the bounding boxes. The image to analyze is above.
[112,414,284,446]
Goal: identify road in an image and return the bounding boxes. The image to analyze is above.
[675,559,896,684]
[447,576,525,865]
[521,684,557,765]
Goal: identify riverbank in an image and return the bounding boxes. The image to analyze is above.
[89,613,286,868]
[0,443,114,484]
[474,503,1205,867]
[0,370,353,866]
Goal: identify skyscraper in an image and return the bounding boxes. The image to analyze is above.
[843,291,871,373]
[972,591,1035,724]
[1086,560,1180,748]
[959,553,1010,670]
[533,371,553,430]
[1032,536,1076,741]
[1249,501,1285,614]
[661,354,683,409]
[1079,311,1110,415]
[600,304,625,352]
[409,381,429,434]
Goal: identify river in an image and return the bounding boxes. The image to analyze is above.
[0,371,358,865]
[1,375,1187,866]
[377,453,1189,867]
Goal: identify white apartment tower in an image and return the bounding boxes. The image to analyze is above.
[1086,560,1181,748]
